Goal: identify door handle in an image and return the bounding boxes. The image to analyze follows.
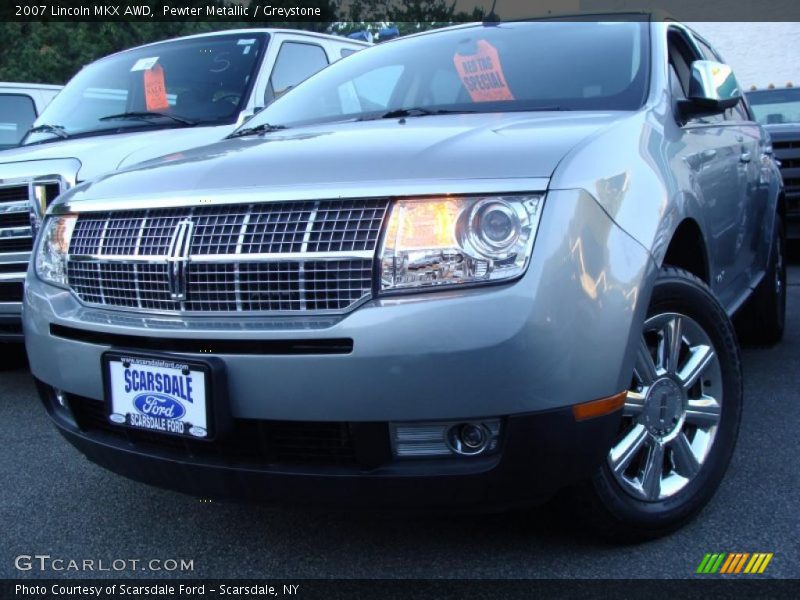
[740,152,752,163]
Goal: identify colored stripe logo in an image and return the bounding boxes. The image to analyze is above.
[697,553,773,574]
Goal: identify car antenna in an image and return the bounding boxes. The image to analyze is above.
[484,0,500,23]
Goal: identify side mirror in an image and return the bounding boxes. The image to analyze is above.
[685,60,742,113]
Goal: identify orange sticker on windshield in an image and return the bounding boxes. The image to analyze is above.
[453,40,514,103]
[144,63,169,111]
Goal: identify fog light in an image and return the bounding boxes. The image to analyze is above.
[448,423,493,455]
[54,389,66,407]
[391,419,501,458]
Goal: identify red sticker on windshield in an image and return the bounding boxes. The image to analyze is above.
[453,40,514,103]
[144,63,169,111]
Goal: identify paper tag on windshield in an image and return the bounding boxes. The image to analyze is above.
[453,40,514,103]
[131,57,159,72]
[144,64,169,111]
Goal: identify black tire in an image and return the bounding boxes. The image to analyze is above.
[735,215,786,346]
[572,267,742,542]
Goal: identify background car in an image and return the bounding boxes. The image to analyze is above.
[746,86,800,238]
[0,28,368,343]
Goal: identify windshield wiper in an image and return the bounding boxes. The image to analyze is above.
[373,107,479,120]
[369,106,565,121]
[25,124,69,139]
[99,111,197,126]
[227,123,288,139]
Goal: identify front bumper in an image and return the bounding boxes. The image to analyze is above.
[24,188,656,506]
[37,379,621,509]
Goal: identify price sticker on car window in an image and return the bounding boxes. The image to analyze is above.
[453,40,514,103]
[143,63,169,111]
[130,56,159,72]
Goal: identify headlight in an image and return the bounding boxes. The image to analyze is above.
[379,194,543,292]
[35,214,77,287]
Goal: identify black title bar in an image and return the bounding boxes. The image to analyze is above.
[3,0,800,22]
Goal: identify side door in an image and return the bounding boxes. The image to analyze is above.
[667,26,744,308]
[260,36,330,107]
[692,33,767,294]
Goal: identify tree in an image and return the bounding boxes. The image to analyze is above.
[0,0,338,83]
[331,0,486,40]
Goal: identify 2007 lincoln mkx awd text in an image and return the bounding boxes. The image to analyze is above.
[24,19,785,540]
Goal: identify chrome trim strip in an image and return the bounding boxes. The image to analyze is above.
[299,200,320,311]
[0,272,26,281]
[132,216,148,309]
[0,252,31,262]
[51,178,550,214]
[233,213,251,312]
[0,201,31,214]
[67,251,375,263]
[0,226,32,239]
[64,292,373,319]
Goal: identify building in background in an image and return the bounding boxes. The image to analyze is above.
[689,22,800,90]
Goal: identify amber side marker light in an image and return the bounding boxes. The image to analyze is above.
[572,391,627,421]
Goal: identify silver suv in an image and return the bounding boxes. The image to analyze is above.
[25,20,784,540]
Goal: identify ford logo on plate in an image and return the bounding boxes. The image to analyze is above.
[133,392,185,420]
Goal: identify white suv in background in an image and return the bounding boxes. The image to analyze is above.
[0,29,367,342]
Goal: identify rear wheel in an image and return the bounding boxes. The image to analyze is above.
[575,268,742,542]
[735,214,786,345]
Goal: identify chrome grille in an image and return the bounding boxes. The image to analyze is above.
[0,184,33,254]
[66,199,388,314]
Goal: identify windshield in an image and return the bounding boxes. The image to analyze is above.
[747,88,800,124]
[0,94,38,149]
[24,32,267,145]
[241,21,648,132]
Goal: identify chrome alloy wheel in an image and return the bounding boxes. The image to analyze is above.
[608,313,723,502]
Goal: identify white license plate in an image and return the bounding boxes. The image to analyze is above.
[106,355,209,439]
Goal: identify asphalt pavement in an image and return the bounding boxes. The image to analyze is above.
[2,268,799,580]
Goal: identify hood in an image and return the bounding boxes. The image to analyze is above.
[0,125,235,182]
[64,112,627,204]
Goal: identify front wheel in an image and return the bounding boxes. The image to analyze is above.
[575,268,742,542]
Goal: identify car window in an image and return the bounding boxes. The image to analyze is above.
[747,88,800,124]
[695,38,720,62]
[24,33,267,145]
[0,94,37,149]
[668,28,700,98]
[244,21,650,131]
[334,65,405,114]
[341,48,357,59]
[266,42,329,105]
